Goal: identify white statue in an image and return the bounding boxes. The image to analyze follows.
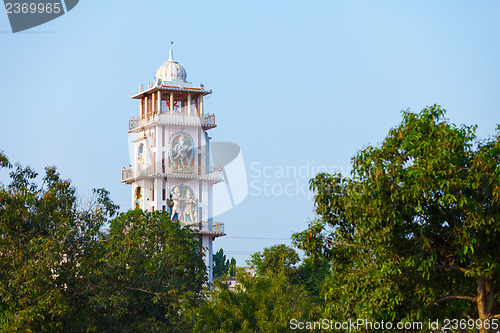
[183,189,198,223]
[171,135,191,170]
[170,185,183,220]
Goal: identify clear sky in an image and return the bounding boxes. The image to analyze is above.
[1,1,499,265]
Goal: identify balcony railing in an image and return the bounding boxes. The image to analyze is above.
[121,164,223,182]
[184,221,225,237]
[128,112,216,131]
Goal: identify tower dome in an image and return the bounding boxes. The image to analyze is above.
[156,49,187,83]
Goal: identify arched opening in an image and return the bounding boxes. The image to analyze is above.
[135,186,143,210]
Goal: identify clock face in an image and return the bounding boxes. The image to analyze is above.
[169,132,194,172]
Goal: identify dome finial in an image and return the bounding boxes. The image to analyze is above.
[169,41,174,61]
[156,40,188,83]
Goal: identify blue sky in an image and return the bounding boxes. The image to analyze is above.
[1,1,499,264]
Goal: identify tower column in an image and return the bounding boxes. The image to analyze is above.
[187,94,191,115]
[157,91,161,114]
[170,92,174,114]
[152,92,155,113]
[156,125,161,149]
[154,178,161,210]
[199,95,203,116]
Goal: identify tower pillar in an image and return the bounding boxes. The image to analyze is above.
[157,91,161,114]
[169,92,174,114]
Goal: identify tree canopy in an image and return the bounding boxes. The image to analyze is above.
[3,104,499,332]
[213,248,237,278]
[193,244,323,332]
[248,244,299,277]
[86,209,206,332]
[0,152,206,332]
[0,153,118,331]
[294,105,500,332]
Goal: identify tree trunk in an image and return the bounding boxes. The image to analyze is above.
[477,277,495,333]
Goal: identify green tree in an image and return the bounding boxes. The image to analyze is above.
[0,152,118,332]
[296,256,330,297]
[86,209,206,332]
[191,262,322,332]
[228,257,237,278]
[0,152,208,332]
[213,248,229,278]
[213,248,236,278]
[294,106,500,332]
[248,244,299,277]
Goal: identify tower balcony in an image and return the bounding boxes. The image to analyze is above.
[184,221,225,237]
[128,112,216,132]
[121,164,223,183]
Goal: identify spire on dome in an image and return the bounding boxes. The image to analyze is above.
[169,41,174,61]
[155,41,188,84]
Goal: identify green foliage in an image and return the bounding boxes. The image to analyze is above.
[296,256,330,297]
[213,248,237,278]
[0,153,207,332]
[0,159,117,331]
[248,244,299,277]
[228,257,237,278]
[83,209,207,332]
[191,265,322,332]
[0,151,11,169]
[191,244,325,332]
[213,248,228,278]
[293,105,500,326]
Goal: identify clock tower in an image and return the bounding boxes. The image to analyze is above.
[122,49,225,284]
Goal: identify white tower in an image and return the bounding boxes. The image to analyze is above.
[122,49,225,284]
